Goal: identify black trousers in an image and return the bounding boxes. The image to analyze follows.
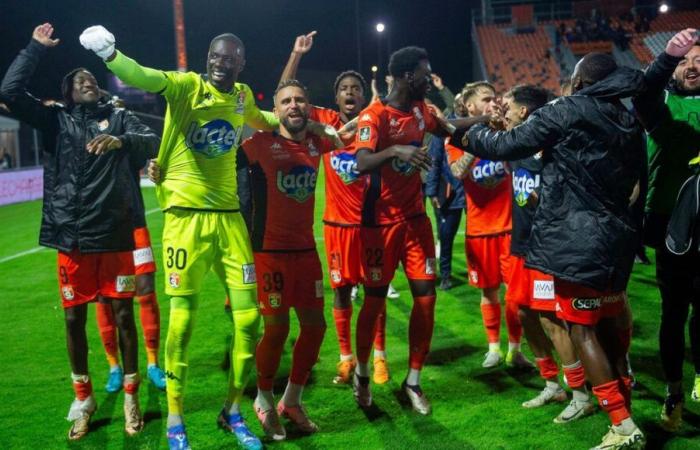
[437,207,463,279]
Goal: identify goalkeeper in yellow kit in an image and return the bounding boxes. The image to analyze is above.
[80,25,277,450]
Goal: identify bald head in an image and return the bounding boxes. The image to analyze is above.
[571,52,617,93]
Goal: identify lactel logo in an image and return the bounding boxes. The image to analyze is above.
[276,166,317,202]
[513,168,540,207]
[470,159,507,188]
[330,151,360,184]
[185,119,242,158]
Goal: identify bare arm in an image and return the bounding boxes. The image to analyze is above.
[278,31,316,85]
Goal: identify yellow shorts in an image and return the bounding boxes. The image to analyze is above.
[162,209,256,296]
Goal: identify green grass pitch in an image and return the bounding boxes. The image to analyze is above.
[1,166,699,449]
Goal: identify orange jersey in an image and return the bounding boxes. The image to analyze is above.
[355,99,438,226]
[445,139,512,236]
[310,106,366,226]
[241,131,331,252]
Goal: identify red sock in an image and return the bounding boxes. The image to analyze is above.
[333,306,353,356]
[73,379,93,400]
[409,295,436,370]
[480,302,501,344]
[256,323,289,391]
[355,296,386,365]
[137,292,160,365]
[619,376,632,412]
[373,302,387,352]
[563,361,586,389]
[505,300,522,344]
[536,357,559,380]
[289,324,326,386]
[95,301,119,366]
[592,380,630,425]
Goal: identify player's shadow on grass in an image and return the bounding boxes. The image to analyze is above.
[424,343,480,366]
[84,392,118,440]
[640,419,700,449]
[470,367,540,394]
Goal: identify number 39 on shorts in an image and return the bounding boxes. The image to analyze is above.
[166,247,188,270]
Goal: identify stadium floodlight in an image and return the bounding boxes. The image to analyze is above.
[659,3,669,13]
[371,65,378,73]
[376,22,385,33]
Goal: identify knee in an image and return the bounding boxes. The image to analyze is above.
[64,306,87,331]
[262,321,290,345]
[136,274,156,296]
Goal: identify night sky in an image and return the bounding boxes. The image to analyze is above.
[1,0,479,110]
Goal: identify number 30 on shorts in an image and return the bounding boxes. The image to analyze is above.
[166,247,188,270]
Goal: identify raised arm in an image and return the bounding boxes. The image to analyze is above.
[278,31,316,85]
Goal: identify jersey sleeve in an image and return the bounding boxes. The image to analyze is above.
[355,108,380,152]
[241,84,279,131]
[240,136,259,165]
[445,138,463,165]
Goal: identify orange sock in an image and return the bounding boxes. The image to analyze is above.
[592,379,630,425]
[333,306,353,356]
[536,357,559,380]
[408,295,436,370]
[289,324,326,386]
[373,302,387,352]
[256,322,289,391]
[480,303,501,344]
[356,296,386,365]
[95,302,119,367]
[137,292,160,365]
[505,300,522,344]
[563,361,586,389]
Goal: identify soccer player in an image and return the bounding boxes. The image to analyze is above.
[463,53,647,449]
[80,25,279,450]
[497,85,594,422]
[1,23,159,439]
[278,31,390,385]
[632,28,700,431]
[449,81,530,369]
[237,79,331,440]
[96,130,166,392]
[352,46,488,414]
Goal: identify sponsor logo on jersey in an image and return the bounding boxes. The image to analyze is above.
[469,159,507,188]
[133,247,154,266]
[62,285,75,301]
[425,258,437,275]
[276,165,318,202]
[513,168,540,207]
[469,270,479,284]
[268,293,281,308]
[242,263,256,284]
[330,151,360,184]
[185,119,243,158]
[169,272,180,288]
[412,106,426,130]
[533,279,555,300]
[236,90,246,113]
[116,275,136,293]
[330,269,342,283]
[315,280,324,298]
[359,126,371,142]
[571,297,601,311]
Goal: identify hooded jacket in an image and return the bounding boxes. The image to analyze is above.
[464,67,646,292]
[0,39,159,253]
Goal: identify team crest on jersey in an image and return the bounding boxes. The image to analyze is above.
[242,263,256,284]
[276,165,317,202]
[359,126,371,142]
[61,285,75,301]
[169,272,181,288]
[330,269,342,283]
[370,267,382,282]
[185,119,243,158]
[512,168,540,207]
[268,293,282,309]
[98,119,110,131]
[330,151,360,184]
[469,159,507,188]
[116,275,136,293]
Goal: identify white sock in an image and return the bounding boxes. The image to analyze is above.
[406,368,421,386]
[508,342,521,352]
[167,414,183,427]
[340,353,354,362]
[545,380,560,391]
[123,373,139,401]
[71,373,89,384]
[374,349,387,359]
[281,382,303,406]
[614,417,637,435]
[572,389,589,402]
[488,342,501,353]
[256,389,275,411]
[356,362,370,378]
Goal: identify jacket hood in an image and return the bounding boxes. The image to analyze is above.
[576,67,646,100]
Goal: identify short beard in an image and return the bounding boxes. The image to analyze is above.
[281,115,308,134]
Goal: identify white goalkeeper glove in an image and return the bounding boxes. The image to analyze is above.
[79,25,115,60]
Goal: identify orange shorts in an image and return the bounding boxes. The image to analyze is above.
[254,251,324,315]
[133,226,156,275]
[505,255,556,311]
[324,224,363,289]
[466,233,513,289]
[360,215,436,287]
[57,249,135,309]
[554,278,625,326]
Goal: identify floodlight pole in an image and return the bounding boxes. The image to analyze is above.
[173,0,188,71]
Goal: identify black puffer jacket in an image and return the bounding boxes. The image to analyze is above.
[0,39,159,253]
[465,67,646,292]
